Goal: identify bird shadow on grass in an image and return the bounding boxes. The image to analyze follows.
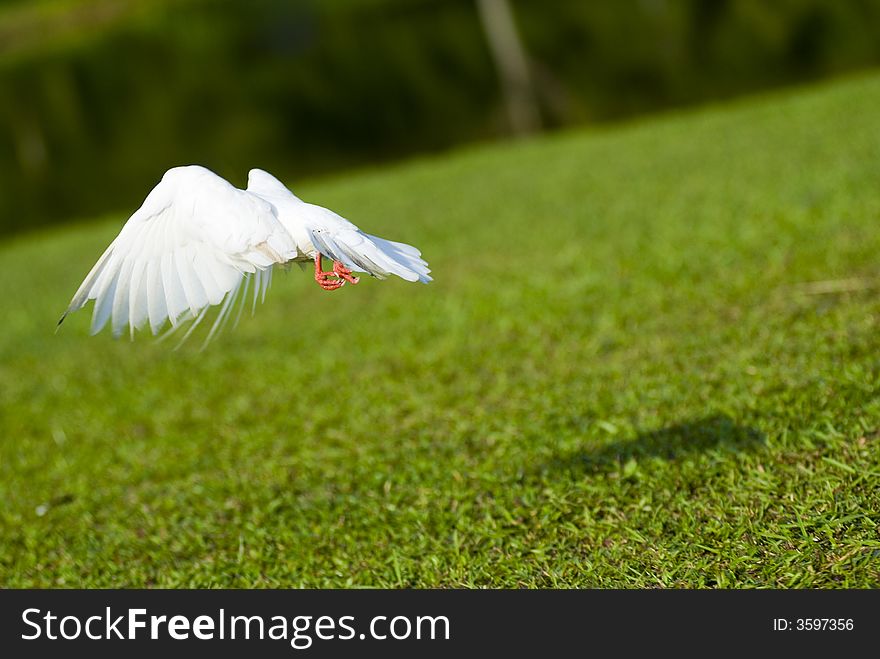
[545,414,765,475]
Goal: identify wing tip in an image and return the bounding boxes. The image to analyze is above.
[54,311,68,334]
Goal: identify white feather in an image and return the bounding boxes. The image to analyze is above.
[61,164,431,345]
[128,257,149,336]
[61,165,297,339]
[246,168,432,284]
[176,244,209,315]
[161,251,189,326]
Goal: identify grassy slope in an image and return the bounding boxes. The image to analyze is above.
[2,73,880,588]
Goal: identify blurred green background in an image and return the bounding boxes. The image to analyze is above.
[4,0,880,588]
[4,0,880,236]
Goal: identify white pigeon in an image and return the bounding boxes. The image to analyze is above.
[59,165,431,342]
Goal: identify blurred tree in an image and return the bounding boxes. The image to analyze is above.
[2,0,880,236]
[476,0,541,135]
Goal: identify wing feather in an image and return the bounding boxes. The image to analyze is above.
[145,259,167,334]
[111,255,136,336]
[61,165,297,341]
[191,246,226,306]
[90,263,118,335]
[161,251,189,326]
[260,265,272,302]
[128,258,149,335]
[176,244,209,315]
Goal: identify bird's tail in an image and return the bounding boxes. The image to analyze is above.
[308,228,432,283]
[365,234,432,283]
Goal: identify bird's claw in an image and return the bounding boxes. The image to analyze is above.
[315,273,345,290]
[332,261,360,285]
[314,254,359,291]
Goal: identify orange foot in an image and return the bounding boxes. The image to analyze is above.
[314,253,359,290]
[332,260,359,285]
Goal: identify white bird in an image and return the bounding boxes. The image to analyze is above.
[59,165,431,343]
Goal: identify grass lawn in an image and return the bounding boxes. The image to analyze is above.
[2,72,880,588]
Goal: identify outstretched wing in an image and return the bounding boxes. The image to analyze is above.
[60,165,297,339]
[246,168,431,283]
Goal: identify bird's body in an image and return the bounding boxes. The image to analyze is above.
[60,165,430,341]
[246,168,431,283]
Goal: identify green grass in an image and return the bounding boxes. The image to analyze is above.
[2,72,880,588]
